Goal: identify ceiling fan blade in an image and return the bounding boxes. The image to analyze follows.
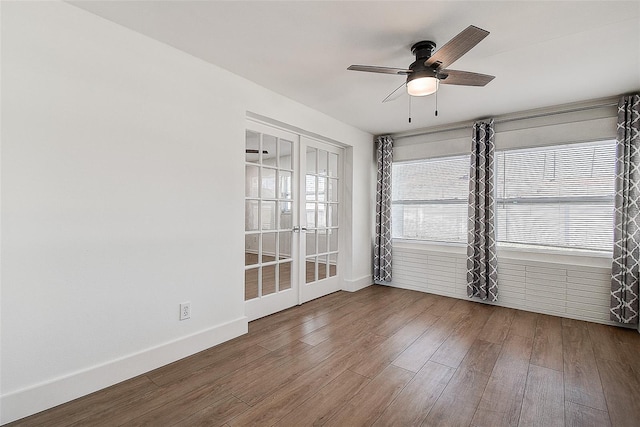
[425,25,489,69]
[382,82,407,103]
[438,69,495,86]
[348,65,412,75]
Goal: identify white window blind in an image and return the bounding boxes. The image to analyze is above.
[496,140,615,251]
[392,139,616,251]
[392,155,470,242]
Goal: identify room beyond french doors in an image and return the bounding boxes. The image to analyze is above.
[244,121,342,321]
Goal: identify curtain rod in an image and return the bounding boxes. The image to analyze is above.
[388,98,618,140]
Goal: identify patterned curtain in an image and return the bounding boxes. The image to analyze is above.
[467,120,498,301]
[611,94,640,326]
[374,135,393,283]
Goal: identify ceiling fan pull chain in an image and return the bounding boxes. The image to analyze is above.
[408,95,412,123]
[435,81,439,117]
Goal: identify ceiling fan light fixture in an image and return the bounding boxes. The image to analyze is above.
[406,76,438,96]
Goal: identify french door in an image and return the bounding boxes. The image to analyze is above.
[299,137,341,303]
[244,121,342,321]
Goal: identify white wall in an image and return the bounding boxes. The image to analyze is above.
[0,2,374,423]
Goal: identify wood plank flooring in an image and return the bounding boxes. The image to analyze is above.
[9,285,640,427]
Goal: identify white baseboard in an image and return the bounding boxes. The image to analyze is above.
[342,275,372,292]
[1,317,248,425]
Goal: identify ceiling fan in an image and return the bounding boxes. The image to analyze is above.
[348,25,495,104]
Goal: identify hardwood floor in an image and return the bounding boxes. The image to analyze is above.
[9,285,640,426]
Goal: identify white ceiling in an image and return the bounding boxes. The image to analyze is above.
[70,1,640,135]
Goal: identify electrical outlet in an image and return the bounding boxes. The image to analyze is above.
[179,302,191,320]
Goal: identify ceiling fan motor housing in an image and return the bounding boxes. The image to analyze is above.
[411,40,436,60]
[407,40,438,85]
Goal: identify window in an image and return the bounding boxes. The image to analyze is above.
[496,140,615,251]
[392,139,616,251]
[392,155,470,242]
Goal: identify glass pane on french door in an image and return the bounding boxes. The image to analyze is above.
[245,123,298,320]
